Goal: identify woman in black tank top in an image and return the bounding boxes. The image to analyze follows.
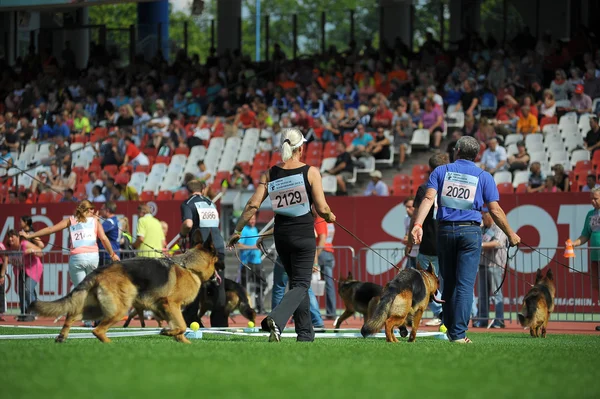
[228,128,336,342]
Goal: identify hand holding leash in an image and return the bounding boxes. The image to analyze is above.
[324,212,336,223]
[110,253,120,262]
[508,232,521,247]
[227,232,241,249]
[411,224,423,245]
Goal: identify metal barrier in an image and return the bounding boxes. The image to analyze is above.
[2,246,598,323]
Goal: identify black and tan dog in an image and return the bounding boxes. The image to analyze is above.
[518,268,555,338]
[30,231,218,344]
[361,263,443,342]
[122,278,256,328]
[334,272,383,330]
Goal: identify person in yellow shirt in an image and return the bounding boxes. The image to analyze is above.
[133,204,165,258]
[516,105,539,134]
[73,109,91,135]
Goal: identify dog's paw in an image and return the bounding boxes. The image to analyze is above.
[55,334,65,343]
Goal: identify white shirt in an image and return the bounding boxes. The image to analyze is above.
[86,179,104,199]
[481,146,508,171]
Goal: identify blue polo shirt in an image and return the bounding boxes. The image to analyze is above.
[239,225,262,264]
[98,216,120,260]
[427,159,498,223]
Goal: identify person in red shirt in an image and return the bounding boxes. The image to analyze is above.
[234,104,257,129]
[123,136,150,167]
[315,214,336,319]
[371,102,394,128]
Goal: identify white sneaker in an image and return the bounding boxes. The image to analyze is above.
[425,318,442,326]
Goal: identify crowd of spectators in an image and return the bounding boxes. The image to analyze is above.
[0,24,599,203]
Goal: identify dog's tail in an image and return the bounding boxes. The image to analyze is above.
[30,274,96,317]
[361,289,397,337]
[517,294,538,327]
[230,279,257,323]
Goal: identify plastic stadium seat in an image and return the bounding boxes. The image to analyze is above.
[37,192,54,203]
[157,191,173,201]
[392,184,412,196]
[516,183,528,193]
[103,164,119,175]
[493,171,512,185]
[497,182,514,194]
[140,191,155,201]
[574,160,592,172]
[143,147,158,158]
[135,165,151,174]
[322,175,338,194]
[155,155,171,165]
[174,147,190,156]
[270,152,282,166]
[393,174,412,186]
[173,190,189,200]
[512,171,530,188]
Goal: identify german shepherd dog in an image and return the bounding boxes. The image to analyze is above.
[361,263,443,342]
[30,231,218,344]
[122,278,257,328]
[517,268,555,338]
[334,272,383,330]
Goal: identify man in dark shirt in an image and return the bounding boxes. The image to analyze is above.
[406,153,449,327]
[584,114,600,156]
[326,141,354,195]
[179,179,227,327]
[459,79,479,116]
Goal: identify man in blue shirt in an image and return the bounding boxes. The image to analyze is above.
[238,214,266,314]
[411,136,520,343]
[98,201,120,267]
[51,115,70,139]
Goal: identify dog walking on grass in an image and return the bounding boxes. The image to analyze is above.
[517,268,555,338]
[30,231,218,344]
[361,262,443,342]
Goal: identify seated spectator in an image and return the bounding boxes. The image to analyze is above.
[357,104,370,126]
[339,108,359,135]
[456,78,479,117]
[116,104,134,128]
[73,109,91,136]
[322,118,341,142]
[516,105,539,134]
[60,188,77,202]
[305,92,325,119]
[49,114,70,140]
[552,164,569,192]
[184,92,201,118]
[85,171,103,198]
[16,118,34,150]
[256,103,273,129]
[421,98,444,149]
[306,118,324,142]
[241,175,255,191]
[224,165,245,189]
[18,191,32,204]
[462,114,478,137]
[569,84,593,115]
[348,124,373,157]
[507,141,530,172]
[0,145,13,171]
[30,170,54,195]
[526,162,545,193]
[52,163,77,192]
[550,69,570,101]
[542,176,561,192]
[122,136,149,167]
[517,95,538,119]
[133,105,151,136]
[446,130,463,162]
[90,185,107,202]
[111,183,139,201]
[145,103,170,141]
[55,135,71,165]
[363,170,389,196]
[234,104,256,130]
[409,100,423,127]
[480,137,507,174]
[371,102,394,129]
[196,160,212,182]
[581,175,600,192]
[540,89,557,121]
[366,127,391,160]
[392,116,413,168]
[339,83,359,110]
[584,115,600,156]
[325,141,353,196]
[3,123,20,152]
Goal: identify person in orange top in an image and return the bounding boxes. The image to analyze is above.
[516,105,539,134]
[315,214,336,319]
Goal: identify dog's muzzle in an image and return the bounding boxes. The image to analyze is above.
[209,271,222,285]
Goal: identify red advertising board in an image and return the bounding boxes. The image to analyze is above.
[0,193,597,313]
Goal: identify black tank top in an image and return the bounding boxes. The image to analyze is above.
[268,164,314,237]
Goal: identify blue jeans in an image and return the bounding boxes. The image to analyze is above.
[18,273,38,313]
[476,265,505,326]
[272,261,324,328]
[437,224,482,340]
[416,253,443,317]
[318,251,336,317]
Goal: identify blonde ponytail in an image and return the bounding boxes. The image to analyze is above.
[281,139,293,161]
[279,128,306,162]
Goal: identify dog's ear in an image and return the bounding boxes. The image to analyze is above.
[202,231,216,255]
[192,229,203,247]
[535,268,543,283]
[427,261,434,275]
[545,268,553,281]
[347,271,353,280]
[415,260,423,270]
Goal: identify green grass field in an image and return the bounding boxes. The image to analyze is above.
[1,327,598,399]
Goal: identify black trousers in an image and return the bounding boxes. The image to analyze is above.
[263,235,315,341]
[182,255,228,327]
[240,262,266,313]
